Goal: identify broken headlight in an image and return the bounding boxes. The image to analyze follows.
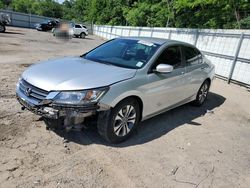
[52,88,108,105]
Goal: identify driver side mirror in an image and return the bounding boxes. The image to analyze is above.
[155,64,173,73]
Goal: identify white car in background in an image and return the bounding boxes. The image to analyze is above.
[72,24,88,38]
[53,23,88,39]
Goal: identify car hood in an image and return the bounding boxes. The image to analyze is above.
[22,57,137,91]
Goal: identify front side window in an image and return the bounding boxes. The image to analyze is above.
[183,46,202,66]
[152,46,182,70]
[84,39,160,69]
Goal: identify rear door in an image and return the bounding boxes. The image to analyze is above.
[181,46,208,98]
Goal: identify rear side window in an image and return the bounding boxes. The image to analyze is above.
[183,46,202,66]
[75,25,81,28]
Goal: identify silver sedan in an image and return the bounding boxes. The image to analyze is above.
[16,37,215,143]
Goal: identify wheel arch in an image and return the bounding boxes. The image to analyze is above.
[80,32,86,35]
[204,77,211,88]
[113,95,143,121]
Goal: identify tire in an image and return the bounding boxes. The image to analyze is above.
[0,24,6,33]
[80,32,86,39]
[192,80,210,106]
[97,98,140,143]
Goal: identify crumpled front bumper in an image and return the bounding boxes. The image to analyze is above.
[16,85,110,122]
[16,94,98,120]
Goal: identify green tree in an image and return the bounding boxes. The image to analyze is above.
[0,1,4,9]
[62,0,76,20]
[35,0,63,18]
[2,0,249,29]
[11,0,62,18]
[11,0,34,13]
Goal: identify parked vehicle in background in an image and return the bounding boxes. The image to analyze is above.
[36,20,59,31]
[0,13,11,33]
[16,37,215,143]
[72,24,88,38]
[53,23,88,39]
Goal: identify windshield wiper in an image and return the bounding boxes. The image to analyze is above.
[83,56,113,66]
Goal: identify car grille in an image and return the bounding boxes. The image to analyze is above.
[19,79,49,102]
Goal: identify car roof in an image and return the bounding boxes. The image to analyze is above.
[119,37,193,47]
[75,24,86,26]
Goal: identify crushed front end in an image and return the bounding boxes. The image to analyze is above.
[16,78,110,129]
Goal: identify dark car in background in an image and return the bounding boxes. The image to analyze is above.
[36,20,59,31]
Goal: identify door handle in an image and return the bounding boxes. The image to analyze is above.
[181,71,185,75]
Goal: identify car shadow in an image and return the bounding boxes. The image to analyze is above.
[83,37,94,40]
[0,31,24,35]
[53,92,226,147]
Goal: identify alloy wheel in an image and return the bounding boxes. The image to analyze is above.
[113,105,136,137]
[198,83,208,103]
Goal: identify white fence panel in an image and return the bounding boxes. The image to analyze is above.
[140,28,152,37]
[238,38,250,59]
[232,61,250,84]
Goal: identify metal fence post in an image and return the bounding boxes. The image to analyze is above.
[168,30,172,39]
[150,27,154,37]
[227,32,244,84]
[138,27,141,37]
[121,28,123,37]
[194,29,199,46]
[128,27,131,36]
[111,26,113,38]
[29,13,31,28]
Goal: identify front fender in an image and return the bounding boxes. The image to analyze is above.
[100,80,144,108]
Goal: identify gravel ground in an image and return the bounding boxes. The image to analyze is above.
[0,27,250,188]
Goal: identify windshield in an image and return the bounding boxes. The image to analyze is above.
[84,39,160,69]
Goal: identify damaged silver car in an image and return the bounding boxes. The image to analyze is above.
[16,37,215,143]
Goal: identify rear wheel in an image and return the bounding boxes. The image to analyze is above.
[0,24,6,33]
[192,80,210,106]
[97,98,140,143]
[80,32,86,39]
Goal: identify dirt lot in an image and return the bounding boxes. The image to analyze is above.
[0,27,250,188]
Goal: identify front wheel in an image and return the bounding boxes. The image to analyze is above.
[97,98,140,143]
[43,117,64,130]
[192,80,210,106]
[0,24,6,33]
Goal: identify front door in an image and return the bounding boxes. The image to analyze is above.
[142,46,188,117]
[73,25,82,35]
